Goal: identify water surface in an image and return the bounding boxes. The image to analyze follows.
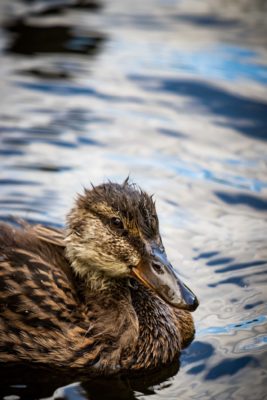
[0,0,267,399]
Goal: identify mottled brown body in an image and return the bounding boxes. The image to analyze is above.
[0,181,196,375]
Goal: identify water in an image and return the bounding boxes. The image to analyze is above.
[0,0,267,398]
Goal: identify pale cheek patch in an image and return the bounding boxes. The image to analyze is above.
[66,218,140,278]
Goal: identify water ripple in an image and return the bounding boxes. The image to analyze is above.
[0,0,267,399]
[198,315,267,336]
[205,356,256,380]
[215,191,267,211]
[130,75,267,140]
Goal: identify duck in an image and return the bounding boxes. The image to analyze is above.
[0,180,198,375]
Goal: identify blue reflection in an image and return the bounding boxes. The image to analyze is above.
[198,315,267,336]
[0,179,39,186]
[172,162,267,192]
[194,251,220,260]
[244,301,264,310]
[131,75,267,140]
[187,363,206,375]
[209,271,267,288]
[182,341,215,364]
[16,81,143,104]
[166,43,267,83]
[216,260,267,274]
[215,191,267,211]
[185,44,267,84]
[206,257,234,267]
[175,14,239,27]
[205,356,256,380]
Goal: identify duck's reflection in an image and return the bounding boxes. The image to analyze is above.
[50,362,180,400]
[0,361,180,400]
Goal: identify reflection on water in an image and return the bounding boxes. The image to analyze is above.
[5,20,105,56]
[0,362,180,400]
[130,76,267,140]
[0,0,267,399]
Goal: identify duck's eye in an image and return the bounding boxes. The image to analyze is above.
[110,217,124,230]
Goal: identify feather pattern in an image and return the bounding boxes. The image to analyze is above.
[0,182,196,375]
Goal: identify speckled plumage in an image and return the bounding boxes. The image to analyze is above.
[0,181,196,375]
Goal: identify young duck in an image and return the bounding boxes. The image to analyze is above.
[0,180,198,375]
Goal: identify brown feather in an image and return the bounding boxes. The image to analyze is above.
[0,182,196,375]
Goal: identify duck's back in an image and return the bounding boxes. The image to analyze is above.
[0,223,140,373]
[0,222,88,365]
[0,222,194,374]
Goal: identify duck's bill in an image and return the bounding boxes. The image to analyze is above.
[132,245,198,311]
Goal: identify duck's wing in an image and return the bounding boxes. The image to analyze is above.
[0,222,138,372]
[0,222,90,365]
[30,224,65,247]
[0,221,79,303]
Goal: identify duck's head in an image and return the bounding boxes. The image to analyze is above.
[65,180,198,311]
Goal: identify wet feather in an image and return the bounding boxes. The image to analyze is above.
[0,181,196,375]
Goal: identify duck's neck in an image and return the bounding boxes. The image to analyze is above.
[71,260,132,300]
[65,247,122,294]
[128,281,183,371]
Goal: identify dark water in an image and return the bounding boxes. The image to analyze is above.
[0,0,267,399]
